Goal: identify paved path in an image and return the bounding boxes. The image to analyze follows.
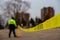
[0,28,60,40]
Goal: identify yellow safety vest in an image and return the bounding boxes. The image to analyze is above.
[8,19,17,27]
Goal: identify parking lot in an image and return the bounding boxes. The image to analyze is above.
[0,28,60,40]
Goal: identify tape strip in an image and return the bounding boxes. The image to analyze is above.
[17,13,60,32]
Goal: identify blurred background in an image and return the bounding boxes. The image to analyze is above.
[0,0,60,29]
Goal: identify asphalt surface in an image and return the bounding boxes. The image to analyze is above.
[0,28,60,40]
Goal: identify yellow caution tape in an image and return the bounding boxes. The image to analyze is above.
[17,13,60,32]
[43,13,60,30]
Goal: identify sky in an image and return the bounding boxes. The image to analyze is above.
[0,0,60,18]
[25,0,60,18]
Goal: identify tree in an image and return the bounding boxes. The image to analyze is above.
[4,0,31,16]
[35,17,42,25]
[30,18,35,27]
[0,15,2,24]
[0,0,31,26]
[6,0,31,25]
[0,15,4,29]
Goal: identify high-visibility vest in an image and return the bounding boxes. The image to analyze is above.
[8,19,17,27]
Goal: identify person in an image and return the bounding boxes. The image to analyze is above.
[8,17,17,38]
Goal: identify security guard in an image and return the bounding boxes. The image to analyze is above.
[8,17,17,38]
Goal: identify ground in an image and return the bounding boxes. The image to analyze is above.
[0,28,60,40]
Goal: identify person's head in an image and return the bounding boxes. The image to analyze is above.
[12,17,15,19]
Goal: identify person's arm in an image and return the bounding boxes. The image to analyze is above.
[14,20,17,27]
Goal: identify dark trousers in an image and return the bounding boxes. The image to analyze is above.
[9,24,16,37]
